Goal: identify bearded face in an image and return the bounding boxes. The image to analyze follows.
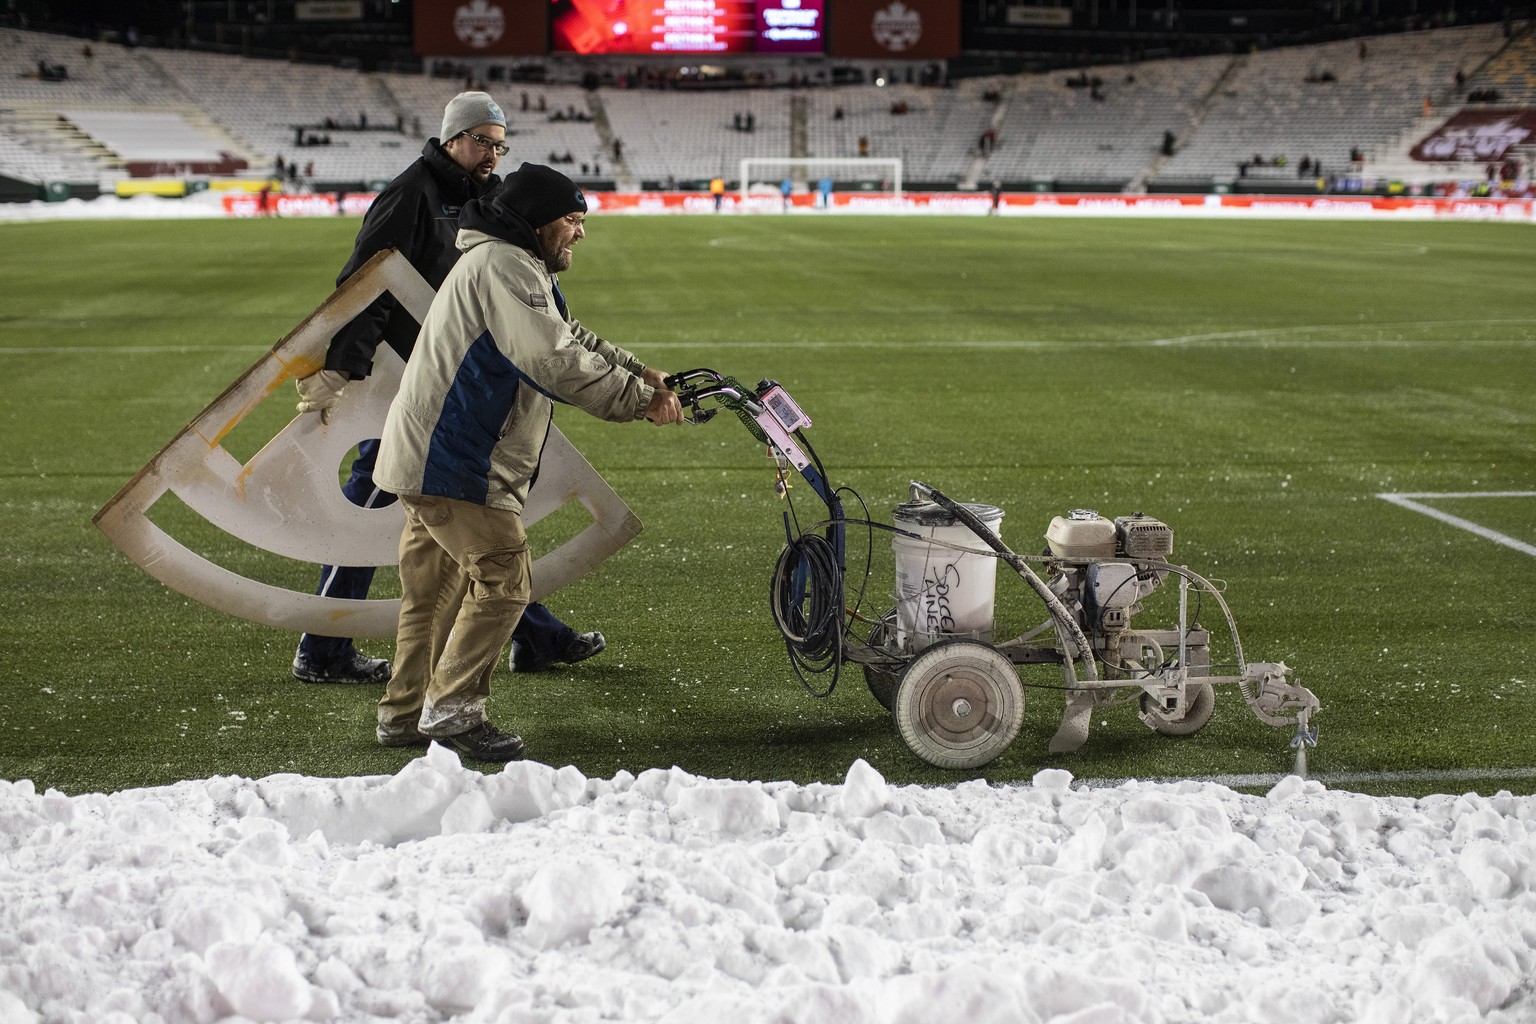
[537,213,584,273]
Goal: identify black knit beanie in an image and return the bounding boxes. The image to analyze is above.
[494,162,587,229]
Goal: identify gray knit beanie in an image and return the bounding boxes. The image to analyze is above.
[440,91,506,141]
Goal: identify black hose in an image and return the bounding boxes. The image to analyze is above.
[770,532,844,697]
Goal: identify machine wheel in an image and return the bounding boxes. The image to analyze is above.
[865,666,900,712]
[1139,681,1216,737]
[893,641,1024,770]
[863,615,901,711]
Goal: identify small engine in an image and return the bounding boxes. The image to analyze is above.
[1045,509,1175,634]
[1044,508,1173,560]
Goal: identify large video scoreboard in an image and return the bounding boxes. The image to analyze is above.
[552,0,825,55]
[414,0,959,60]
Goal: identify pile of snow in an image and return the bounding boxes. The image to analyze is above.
[2,749,1533,1023]
[0,192,227,223]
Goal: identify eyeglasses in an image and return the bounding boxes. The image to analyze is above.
[459,131,509,157]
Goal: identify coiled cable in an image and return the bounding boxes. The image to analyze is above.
[770,531,844,697]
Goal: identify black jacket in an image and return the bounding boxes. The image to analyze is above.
[324,140,499,379]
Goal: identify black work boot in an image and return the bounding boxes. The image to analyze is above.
[509,631,606,673]
[558,630,606,664]
[435,722,526,762]
[293,647,392,685]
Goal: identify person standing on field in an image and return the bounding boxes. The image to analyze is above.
[372,163,683,760]
[291,92,606,685]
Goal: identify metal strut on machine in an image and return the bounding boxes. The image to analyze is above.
[666,368,1321,772]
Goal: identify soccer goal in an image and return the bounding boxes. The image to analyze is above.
[739,157,903,200]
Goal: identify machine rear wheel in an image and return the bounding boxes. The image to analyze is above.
[893,641,1024,770]
[865,665,900,712]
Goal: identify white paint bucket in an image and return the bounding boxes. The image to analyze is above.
[891,500,1004,651]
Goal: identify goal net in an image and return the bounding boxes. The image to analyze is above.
[739,158,903,200]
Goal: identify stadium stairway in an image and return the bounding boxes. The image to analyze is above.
[790,94,808,169]
[959,79,1011,191]
[584,91,629,190]
[372,76,413,143]
[1133,54,1244,193]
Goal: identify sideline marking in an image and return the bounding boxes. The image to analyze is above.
[1143,317,1536,347]
[1378,491,1536,558]
[4,322,1536,356]
[1071,765,1536,792]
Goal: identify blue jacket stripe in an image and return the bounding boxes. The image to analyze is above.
[422,331,519,503]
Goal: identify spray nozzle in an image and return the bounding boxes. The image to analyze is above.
[1288,710,1318,777]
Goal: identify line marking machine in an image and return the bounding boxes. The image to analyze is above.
[667,369,1321,772]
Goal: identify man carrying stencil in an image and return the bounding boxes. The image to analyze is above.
[290,91,605,685]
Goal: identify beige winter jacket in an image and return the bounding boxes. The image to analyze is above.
[375,227,654,512]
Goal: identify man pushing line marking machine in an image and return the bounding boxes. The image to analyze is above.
[666,368,1321,771]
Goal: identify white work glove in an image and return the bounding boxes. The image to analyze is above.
[295,369,349,425]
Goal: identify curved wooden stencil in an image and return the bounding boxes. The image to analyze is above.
[93,250,642,638]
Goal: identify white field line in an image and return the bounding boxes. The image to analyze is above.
[1377,491,1536,558]
[6,330,1536,356]
[629,336,1536,351]
[1070,765,1536,792]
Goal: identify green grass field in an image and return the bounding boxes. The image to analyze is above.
[2,214,1533,797]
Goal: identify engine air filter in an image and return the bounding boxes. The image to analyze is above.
[1115,514,1173,558]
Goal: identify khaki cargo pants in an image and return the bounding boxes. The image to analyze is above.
[377,494,530,741]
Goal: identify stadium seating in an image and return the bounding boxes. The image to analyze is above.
[599,89,792,186]
[144,48,406,183]
[798,80,994,185]
[0,127,83,182]
[0,22,1524,194]
[1463,28,1536,105]
[1152,23,1506,185]
[983,54,1231,187]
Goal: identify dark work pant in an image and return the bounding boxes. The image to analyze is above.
[297,438,575,663]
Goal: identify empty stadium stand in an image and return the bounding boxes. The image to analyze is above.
[1,21,1529,200]
[1151,23,1507,188]
[981,54,1233,189]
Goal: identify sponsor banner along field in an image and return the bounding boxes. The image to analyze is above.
[218,190,1536,221]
